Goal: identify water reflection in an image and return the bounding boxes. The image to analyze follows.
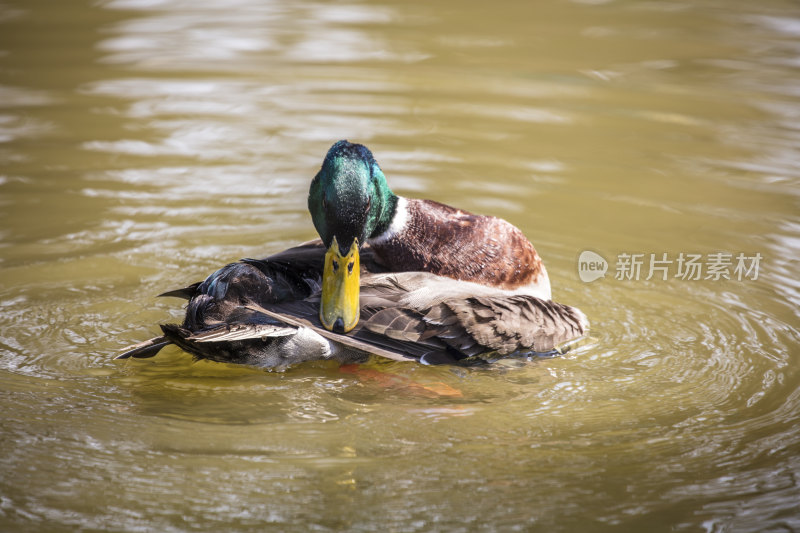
[99,0,412,68]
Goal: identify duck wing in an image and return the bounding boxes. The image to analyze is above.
[117,242,328,360]
[235,272,588,364]
[118,242,587,366]
[358,272,588,358]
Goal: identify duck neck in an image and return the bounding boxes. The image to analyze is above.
[368,195,408,244]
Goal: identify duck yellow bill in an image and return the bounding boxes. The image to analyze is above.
[320,237,360,333]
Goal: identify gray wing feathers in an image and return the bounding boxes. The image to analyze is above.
[432,295,588,355]
[188,323,297,342]
[131,245,588,364]
[355,274,589,356]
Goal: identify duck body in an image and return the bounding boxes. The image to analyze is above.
[369,197,550,297]
[119,241,586,368]
[118,140,587,369]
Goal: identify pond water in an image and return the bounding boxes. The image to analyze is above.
[1,0,799,530]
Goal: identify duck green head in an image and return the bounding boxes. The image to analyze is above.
[308,140,397,333]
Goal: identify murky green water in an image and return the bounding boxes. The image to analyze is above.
[2,0,799,530]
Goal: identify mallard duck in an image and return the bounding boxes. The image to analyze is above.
[118,141,587,368]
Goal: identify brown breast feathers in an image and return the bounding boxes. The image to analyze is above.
[369,199,543,290]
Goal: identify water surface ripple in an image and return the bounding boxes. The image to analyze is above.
[1,0,799,531]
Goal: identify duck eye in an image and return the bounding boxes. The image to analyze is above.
[364,196,371,214]
[347,261,355,274]
[322,197,328,210]
[332,259,339,273]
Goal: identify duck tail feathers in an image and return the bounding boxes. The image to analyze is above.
[158,282,201,300]
[116,336,172,359]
